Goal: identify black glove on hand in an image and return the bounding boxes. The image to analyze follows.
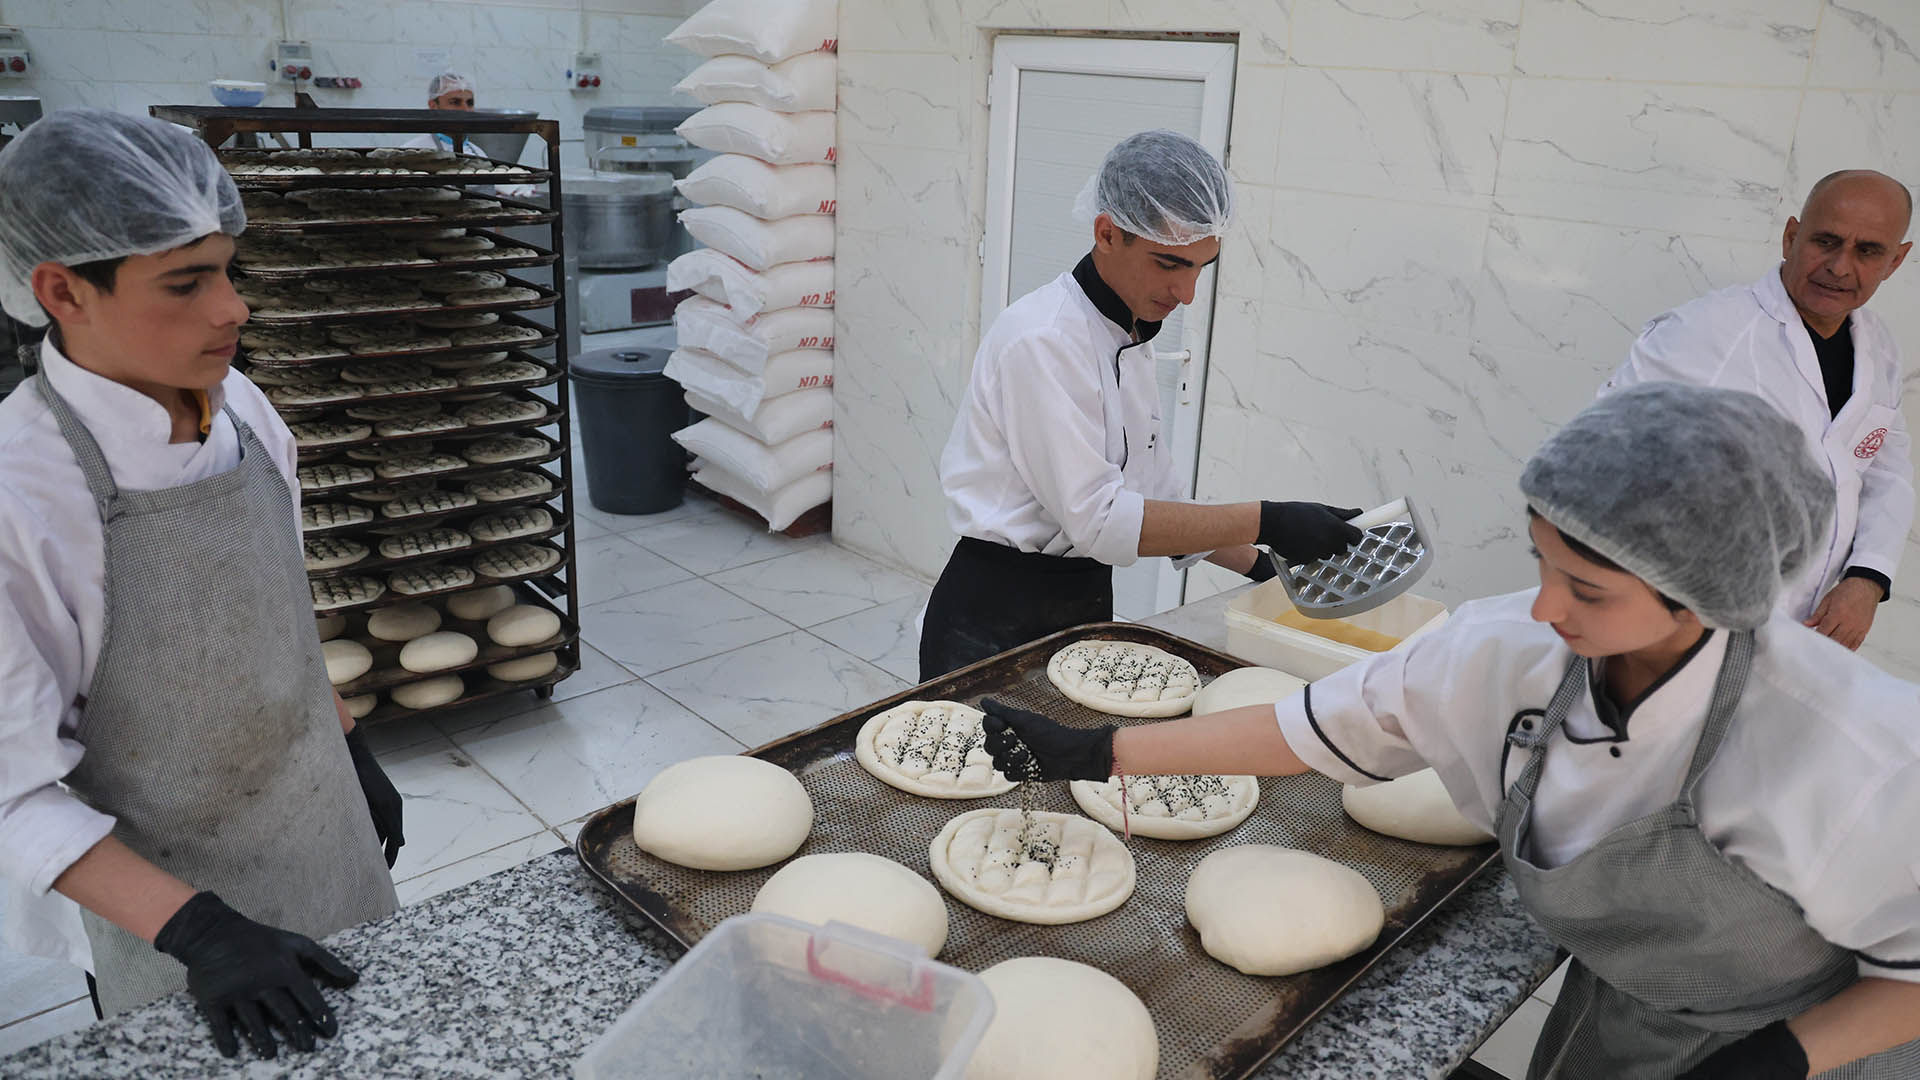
[1676,1021,1810,1080]
[344,726,404,867]
[1245,551,1279,582]
[154,891,359,1060]
[1257,502,1364,564]
[979,699,1116,782]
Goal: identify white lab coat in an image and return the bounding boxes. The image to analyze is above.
[1604,266,1914,620]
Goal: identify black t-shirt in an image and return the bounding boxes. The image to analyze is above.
[1805,316,1855,421]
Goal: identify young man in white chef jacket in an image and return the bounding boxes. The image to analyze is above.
[401,71,478,155]
[923,131,1366,680]
[1604,169,1914,650]
[0,110,403,1059]
[982,382,1920,1080]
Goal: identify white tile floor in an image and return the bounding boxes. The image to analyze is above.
[0,473,1558,1070]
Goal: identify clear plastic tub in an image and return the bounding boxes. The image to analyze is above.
[1226,578,1449,681]
[575,913,995,1080]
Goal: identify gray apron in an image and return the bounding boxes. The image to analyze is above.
[39,378,398,1016]
[1499,631,1920,1078]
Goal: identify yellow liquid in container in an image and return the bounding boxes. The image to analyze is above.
[1271,608,1404,653]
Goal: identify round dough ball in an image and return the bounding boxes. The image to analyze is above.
[1185,845,1383,977]
[487,651,558,682]
[323,639,373,685]
[631,756,812,871]
[1193,666,1308,716]
[366,602,442,642]
[315,614,347,642]
[751,852,948,957]
[966,958,1157,1080]
[1342,769,1493,846]
[342,693,378,719]
[398,630,479,673]
[486,604,560,647]
[391,674,464,710]
[446,584,516,621]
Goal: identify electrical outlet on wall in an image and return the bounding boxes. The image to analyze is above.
[0,26,31,79]
[567,52,602,91]
[272,40,314,82]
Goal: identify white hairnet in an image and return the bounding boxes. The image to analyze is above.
[429,72,475,100]
[1072,129,1233,247]
[0,109,244,327]
[1520,382,1833,630]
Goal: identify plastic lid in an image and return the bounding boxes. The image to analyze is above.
[571,346,672,385]
[583,107,700,134]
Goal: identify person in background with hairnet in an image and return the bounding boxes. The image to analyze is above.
[921,130,1365,680]
[979,382,1920,1079]
[401,71,478,155]
[0,110,401,1059]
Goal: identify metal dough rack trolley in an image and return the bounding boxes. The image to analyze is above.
[156,104,583,722]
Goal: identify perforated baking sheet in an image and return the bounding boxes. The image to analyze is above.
[577,623,1496,1080]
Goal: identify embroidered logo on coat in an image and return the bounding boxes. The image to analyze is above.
[1855,427,1889,460]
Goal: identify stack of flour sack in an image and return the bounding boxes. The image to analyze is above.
[664,0,838,531]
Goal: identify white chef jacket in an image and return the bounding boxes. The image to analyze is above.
[400,131,475,155]
[0,338,300,970]
[1276,589,1920,983]
[940,264,1188,569]
[1603,266,1914,620]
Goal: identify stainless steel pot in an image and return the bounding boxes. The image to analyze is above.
[563,173,676,270]
[466,108,538,164]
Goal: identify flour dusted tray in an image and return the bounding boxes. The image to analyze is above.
[576,623,1496,1080]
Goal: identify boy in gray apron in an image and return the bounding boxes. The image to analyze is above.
[981,383,1920,1078]
[0,110,402,1059]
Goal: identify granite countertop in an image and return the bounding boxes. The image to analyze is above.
[4,584,1559,1079]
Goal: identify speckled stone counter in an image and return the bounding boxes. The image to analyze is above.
[3,585,1560,1079]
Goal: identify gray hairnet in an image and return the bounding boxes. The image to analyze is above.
[1520,382,1833,630]
[0,109,244,327]
[1073,129,1233,247]
[429,72,475,100]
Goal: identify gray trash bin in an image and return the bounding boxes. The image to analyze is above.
[569,346,687,515]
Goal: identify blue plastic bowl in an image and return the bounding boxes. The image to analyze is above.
[210,81,266,108]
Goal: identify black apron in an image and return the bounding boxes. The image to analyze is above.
[918,537,1113,681]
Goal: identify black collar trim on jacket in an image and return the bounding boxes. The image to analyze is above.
[1581,630,1718,743]
[1072,253,1164,345]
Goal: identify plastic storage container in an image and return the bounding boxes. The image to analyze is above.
[569,346,687,515]
[575,913,995,1080]
[1226,578,1449,681]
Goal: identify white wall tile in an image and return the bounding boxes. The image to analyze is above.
[836,141,971,240]
[1809,0,1920,90]
[1226,63,1284,190]
[290,0,396,43]
[1289,0,1523,74]
[391,0,480,46]
[1264,188,1490,338]
[1514,0,1819,85]
[838,0,969,54]
[838,50,969,152]
[1107,0,1290,63]
[98,0,211,35]
[1274,67,1508,209]
[959,0,1108,31]
[202,0,281,37]
[1786,91,1920,210]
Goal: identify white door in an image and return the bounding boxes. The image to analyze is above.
[981,36,1236,620]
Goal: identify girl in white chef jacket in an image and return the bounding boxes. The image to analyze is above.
[983,382,1920,1080]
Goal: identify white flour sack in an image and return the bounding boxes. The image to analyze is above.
[677,104,835,166]
[675,155,836,219]
[687,386,833,445]
[664,0,837,64]
[674,297,834,371]
[674,417,833,493]
[679,205,834,272]
[694,459,833,532]
[674,53,837,113]
[667,249,834,321]
[664,346,832,418]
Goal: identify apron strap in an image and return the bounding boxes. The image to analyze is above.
[34,376,121,515]
[1677,630,1754,800]
[1508,653,1589,800]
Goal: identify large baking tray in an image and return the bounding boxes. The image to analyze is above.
[221,148,548,188]
[243,273,557,325]
[575,623,1497,1080]
[243,191,558,233]
[241,316,559,370]
[234,230,559,280]
[299,467,565,538]
[310,537,569,617]
[293,389,562,458]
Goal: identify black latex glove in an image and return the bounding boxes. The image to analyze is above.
[1257,502,1364,564]
[979,699,1116,782]
[1676,1021,1809,1080]
[154,891,359,1060]
[344,726,404,868]
[1245,551,1279,582]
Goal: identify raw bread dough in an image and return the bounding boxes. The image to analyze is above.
[750,852,948,958]
[928,809,1135,925]
[966,957,1157,1080]
[343,693,378,719]
[854,700,1016,799]
[486,604,560,647]
[1069,774,1259,840]
[392,674,464,709]
[1046,640,1199,717]
[446,584,516,620]
[366,602,442,642]
[1185,845,1384,976]
[323,639,373,685]
[487,651,557,682]
[630,755,813,871]
[398,630,478,673]
[1342,770,1494,846]
[1193,666,1308,716]
[315,614,347,641]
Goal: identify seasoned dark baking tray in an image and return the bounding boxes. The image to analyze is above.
[305,508,571,581]
[327,598,577,700]
[241,190,558,233]
[576,622,1497,1080]
[220,148,548,188]
[300,467,565,538]
[293,390,562,458]
[243,273,556,325]
[311,538,568,617]
[234,230,559,280]
[242,316,558,371]
[296,445,565,500]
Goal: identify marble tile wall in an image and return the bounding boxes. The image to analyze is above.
[1,0,703,168]
[830,0,1920,679]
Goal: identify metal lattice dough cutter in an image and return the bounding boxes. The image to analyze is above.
[1270,496,1432,618]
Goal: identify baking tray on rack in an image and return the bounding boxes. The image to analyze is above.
[575,622,1498,1080]
[243,191,558,233]
[297,443,566,499]
[292,390,563,458]
[234,230,559,280]
[244,274,557,325]
[241,317,559,370]
[305,508,573,581]
[310,537,569,616]
[328,604,578,700]
[300,467,567,538]
[220,148,549,188]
